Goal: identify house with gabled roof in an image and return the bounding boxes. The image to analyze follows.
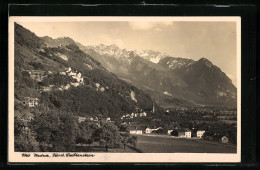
[197,129,205,138]
[23,97,39,107]
[129,126,143,135]
[178,128,191,138]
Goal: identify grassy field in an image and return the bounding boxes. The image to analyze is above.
[135,135,236,153]
[73,145,137,153]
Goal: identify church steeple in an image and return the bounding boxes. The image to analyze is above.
[152,102,155,113]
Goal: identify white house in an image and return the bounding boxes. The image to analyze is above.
[66,67,72,73]
[23,97,39,107]
[64,84,70,89]
[43,86,52,92]
[129,126,143,135]
[168,130,174,135]
[221,136,229,143]
[185,131,192,138]
[197,130,205,138]
[59,72,66,76]
[130,130,143,135]
[78,117,87,123]
[77,72,81,78]
[71,82,80,87]
[69,72,77,76]
[145,127,153,134]
[95,83,100,88]
[145,127,162,134]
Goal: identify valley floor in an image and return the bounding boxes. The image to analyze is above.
[135,135,236,153]
[73,144,138,153]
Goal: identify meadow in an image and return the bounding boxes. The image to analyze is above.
[135,135,236,153]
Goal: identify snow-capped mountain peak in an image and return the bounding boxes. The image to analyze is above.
[134,50,168,63]
[84,44,169,64]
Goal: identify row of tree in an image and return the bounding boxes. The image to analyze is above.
[14,109,138,152]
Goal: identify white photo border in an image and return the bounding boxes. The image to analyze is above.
[8,16,241,163]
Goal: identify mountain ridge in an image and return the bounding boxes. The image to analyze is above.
[38,34,237,107]
[14,23,155,118]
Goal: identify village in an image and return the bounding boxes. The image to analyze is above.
[17,95,232,144]
[22,67,84,93]
[16,65,235,145]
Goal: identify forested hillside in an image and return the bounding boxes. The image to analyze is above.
[14,23,153,151]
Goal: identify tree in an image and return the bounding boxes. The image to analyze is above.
[31,110,79,151]
[86,139,94,146]
[131,136,138,147]
[170,130,178,136]
[77,121,98,144]
[93,122,122,151]
[14,116,40,152]
[76,137,86,146]
[122,138,128,150]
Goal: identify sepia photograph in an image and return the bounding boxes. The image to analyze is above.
[8,17,241,163]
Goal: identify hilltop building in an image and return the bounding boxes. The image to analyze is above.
[78,116,87,123]
[29,70,47,82]
[23,97,39,107]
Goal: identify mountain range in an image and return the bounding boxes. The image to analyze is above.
[19,24,237,108]
[14,23,154,119]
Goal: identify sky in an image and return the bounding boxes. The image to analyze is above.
[18,21,237,86]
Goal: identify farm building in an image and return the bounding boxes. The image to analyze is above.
[197,130,205,138]
[145,127,154,134]
[221,136,229,143]
[168,130,174,135]
[178,128,191,138]
[130,130,142,135]
[129,125,146,135]
[167,125,178,135]
[145,126,162,134]
[129,126,143,135]
[185,131,192,138]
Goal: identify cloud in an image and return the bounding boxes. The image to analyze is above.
[128,21,173,30]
